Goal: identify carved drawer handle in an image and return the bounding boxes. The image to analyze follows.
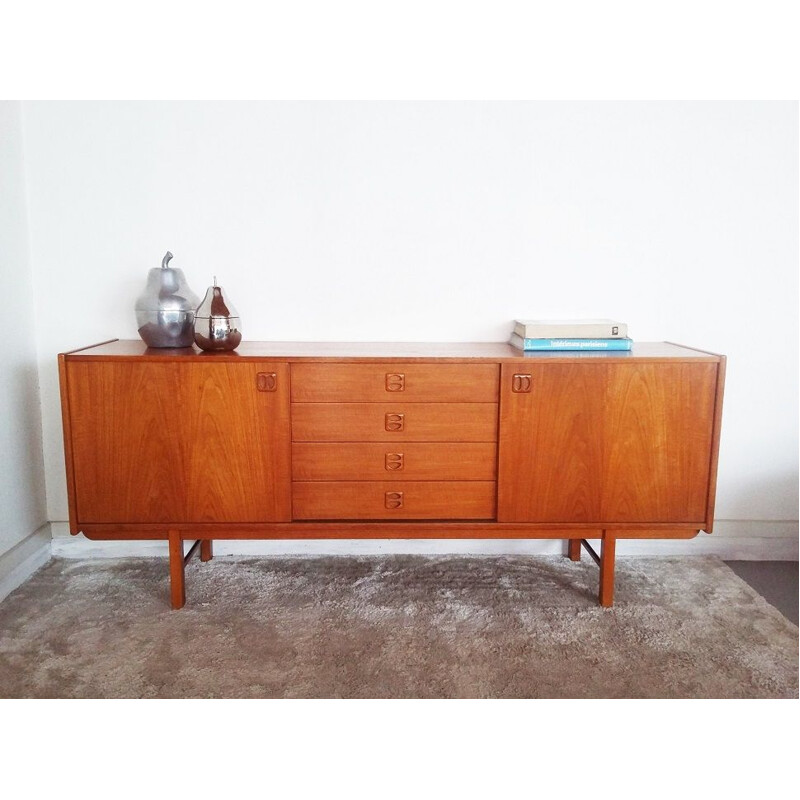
[385,452,404,471]
[385,491,404,509]
[385,373,405,392]
[512,373,532,393]
[385,412,405,431]
[257,372,277,392]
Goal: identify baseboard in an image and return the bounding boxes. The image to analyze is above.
[0,524,52,603]
[49,520,799,560]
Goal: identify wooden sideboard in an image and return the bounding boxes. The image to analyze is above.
[58,340,726,609]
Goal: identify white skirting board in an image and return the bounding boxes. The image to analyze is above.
[49,520,799,560]
[0,524,52,603]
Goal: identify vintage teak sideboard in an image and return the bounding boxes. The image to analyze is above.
[58,340,725,609]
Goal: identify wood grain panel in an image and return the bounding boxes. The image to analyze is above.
[497,364,605,522]
[67,362,291,523]
[292,481,496,520]
[183,363,291,522]
[68,339,722,362]
[68,362,189,523]
[704,357,726,532]
[601,363,717,522]
[290,363,499,401]
[292,442,497,481]
[291,403,498,442]
[78,521,695,539]
[498,361,718,524]
[58,354,80,534]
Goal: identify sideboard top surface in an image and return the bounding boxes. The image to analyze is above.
[62,340,722,363]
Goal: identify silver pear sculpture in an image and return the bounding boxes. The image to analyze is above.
[135,251,200,348]
[193,278,242,351]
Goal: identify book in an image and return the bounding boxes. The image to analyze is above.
[509,333,633,351]
[513,318,628,339]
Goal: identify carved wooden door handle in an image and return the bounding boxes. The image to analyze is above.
[256,372,277,392]
[512,373,532,393]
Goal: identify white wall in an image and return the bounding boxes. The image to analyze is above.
[21,101,798,554]
[0,102,49,594]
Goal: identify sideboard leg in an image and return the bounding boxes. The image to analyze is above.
[168,530,186,609]
[599,533,616,608]
[568,539,581,561]
[200,539,214,562]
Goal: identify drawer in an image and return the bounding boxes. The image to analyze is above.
[292,481,497,520]
[292,442,497,481]
[292,403,498,442]
[291,363,499,402]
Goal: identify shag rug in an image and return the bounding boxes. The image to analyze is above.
[0,555,796,698]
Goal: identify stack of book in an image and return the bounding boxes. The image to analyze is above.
[510,319,632,351]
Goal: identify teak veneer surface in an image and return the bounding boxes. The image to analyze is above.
[65,339,720,362]
[66,361,291,523]
[292,480,497,520]
[292,442,498,481]
[60,339,725,608]
[291,363,500,402]
[292,402,498,442]
[497,362,718,524]
[76,522,700,538]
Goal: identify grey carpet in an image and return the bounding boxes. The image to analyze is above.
[0,554,796,698]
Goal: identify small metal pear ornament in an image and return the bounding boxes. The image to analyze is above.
[193,277,242,351]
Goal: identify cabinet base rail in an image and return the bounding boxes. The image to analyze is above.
[163,529,635,610]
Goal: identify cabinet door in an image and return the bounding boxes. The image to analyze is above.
[601,363,717,522]
[67,361,291,523]
[498,364,605,522]
[497,361,718,523]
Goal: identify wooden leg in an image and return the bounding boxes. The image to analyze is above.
[568,538,581,561]
[168,530,186,609]
[599,533,616,607]
[200,539,213,562]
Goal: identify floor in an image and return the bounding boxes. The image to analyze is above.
[725,561,798,625]
[1,555,796,698]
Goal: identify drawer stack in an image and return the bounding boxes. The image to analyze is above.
[290,363,499,519]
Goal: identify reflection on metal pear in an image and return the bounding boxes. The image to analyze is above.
[193,278,242,351]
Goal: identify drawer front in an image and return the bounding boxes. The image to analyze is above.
[291,363,499,402]
[292,403,498,442]
[292,481,497,520]
[292,442,497,481]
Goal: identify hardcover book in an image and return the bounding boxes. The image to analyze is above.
[509,333,633,351]
[513,318,628,339]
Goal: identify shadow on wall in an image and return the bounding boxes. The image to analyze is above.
[717,469,799,524]
[19,361,47,498]
[0,364,46,551]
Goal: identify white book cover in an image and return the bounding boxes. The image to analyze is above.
[513,318,628,339]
